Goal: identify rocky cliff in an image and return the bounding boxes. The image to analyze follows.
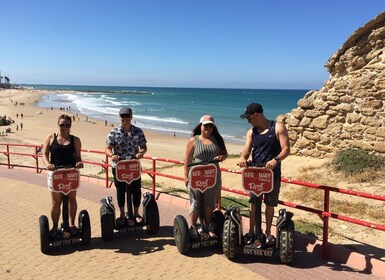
[283,11,385,158]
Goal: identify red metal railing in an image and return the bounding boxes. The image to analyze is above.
[1,143,384,259]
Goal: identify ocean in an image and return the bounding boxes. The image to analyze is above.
[32,85,308,143]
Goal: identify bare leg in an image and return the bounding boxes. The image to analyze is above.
[189,210,199,227]
[68,191,77,227]
[50,192,63,230]
[249,203,255,235]
[204,206,213,227]
[133,206,140,217]
[265,205,274,236]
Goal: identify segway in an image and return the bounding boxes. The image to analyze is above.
[39,166,91,254]
[99,158,159,241]
[222,165,294,263]
[173,160,225,254]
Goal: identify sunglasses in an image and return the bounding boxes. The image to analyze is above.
[120,114,131,118]
[203,123,214,128]
[247,113,256,121]
[59,123,71,128]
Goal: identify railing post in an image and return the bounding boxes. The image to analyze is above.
[106,154,110,188]
[152,158,156,196]
[35,146,39,173]
[322,189,330,259]
[6,144,10,169]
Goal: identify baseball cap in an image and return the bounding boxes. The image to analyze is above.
[240,103,263,118]
[200,115,215,125]
[119,108,132,115]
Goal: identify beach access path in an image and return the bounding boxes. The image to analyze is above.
[0,166,383,280]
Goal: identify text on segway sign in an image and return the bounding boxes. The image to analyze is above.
[116,160,141,184]
[52,169,80,195]
[189,164,217,192]
[242,167,274,197]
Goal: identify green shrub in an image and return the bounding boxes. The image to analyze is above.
[332,148,385,175]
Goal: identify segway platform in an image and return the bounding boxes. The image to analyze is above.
[223,166,294,263]
[100,159,159,241]
[174,160,224,254]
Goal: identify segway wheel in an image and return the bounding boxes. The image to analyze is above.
[146,200,160,234]
[100,205,114,241]
[278,221,295,264]
[212,210,225,236]
[79,210,91,245]
[222,219,238,259]
[39,215,50,254]
[173,215,190,254]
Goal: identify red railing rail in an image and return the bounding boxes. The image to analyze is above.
[1,143,384,259]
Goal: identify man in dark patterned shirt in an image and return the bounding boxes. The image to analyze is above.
[105,107,148,224]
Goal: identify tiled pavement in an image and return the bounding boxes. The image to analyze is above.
[0,166,384,280]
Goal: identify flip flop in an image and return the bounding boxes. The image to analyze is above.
[135,215,144,224]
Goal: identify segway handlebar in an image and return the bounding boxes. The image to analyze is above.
[238,161,265,168]
[54,164,77,170]
[187,159,221,167]
[116,155,137,161]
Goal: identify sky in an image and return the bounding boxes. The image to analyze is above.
[0,1,384,90]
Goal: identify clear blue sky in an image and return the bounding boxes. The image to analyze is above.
[0,1,384,89]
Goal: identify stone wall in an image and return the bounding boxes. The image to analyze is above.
[282,11,385,158]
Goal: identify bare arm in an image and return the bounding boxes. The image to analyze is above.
[42,134,55,170]
[238,129,253,167]
[105,144,119,162]
[265,121,290,169]
[74,136,84,169]
[136,143,147,159]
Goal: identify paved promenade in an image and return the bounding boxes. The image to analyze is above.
[0,166,383,280]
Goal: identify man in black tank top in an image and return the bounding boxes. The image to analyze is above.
[239,103,290,244]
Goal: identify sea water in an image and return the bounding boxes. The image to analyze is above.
[32,85,308,142]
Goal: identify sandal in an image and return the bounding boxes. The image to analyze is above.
[266,235,276,246]
[189,226,199,239]
[134,215,144,224]
[243,233,253,245]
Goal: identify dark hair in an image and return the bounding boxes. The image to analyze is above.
[191,124,227,153]
[57,114,72,125]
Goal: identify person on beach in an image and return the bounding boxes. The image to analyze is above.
[42,114,84,235]
[238,103,290,245]
[184,115,228,238]
[105,107,147,225]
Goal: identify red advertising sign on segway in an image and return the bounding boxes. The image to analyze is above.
[242,167,274,197]
[52,168,80,195]
[189,163,217,193]
[116,159,141,184]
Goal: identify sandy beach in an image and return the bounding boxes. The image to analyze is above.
[1,88,384,252]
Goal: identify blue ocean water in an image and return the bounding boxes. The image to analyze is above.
[32,85,308,142]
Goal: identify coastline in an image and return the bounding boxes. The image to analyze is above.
[0,88,243,159]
